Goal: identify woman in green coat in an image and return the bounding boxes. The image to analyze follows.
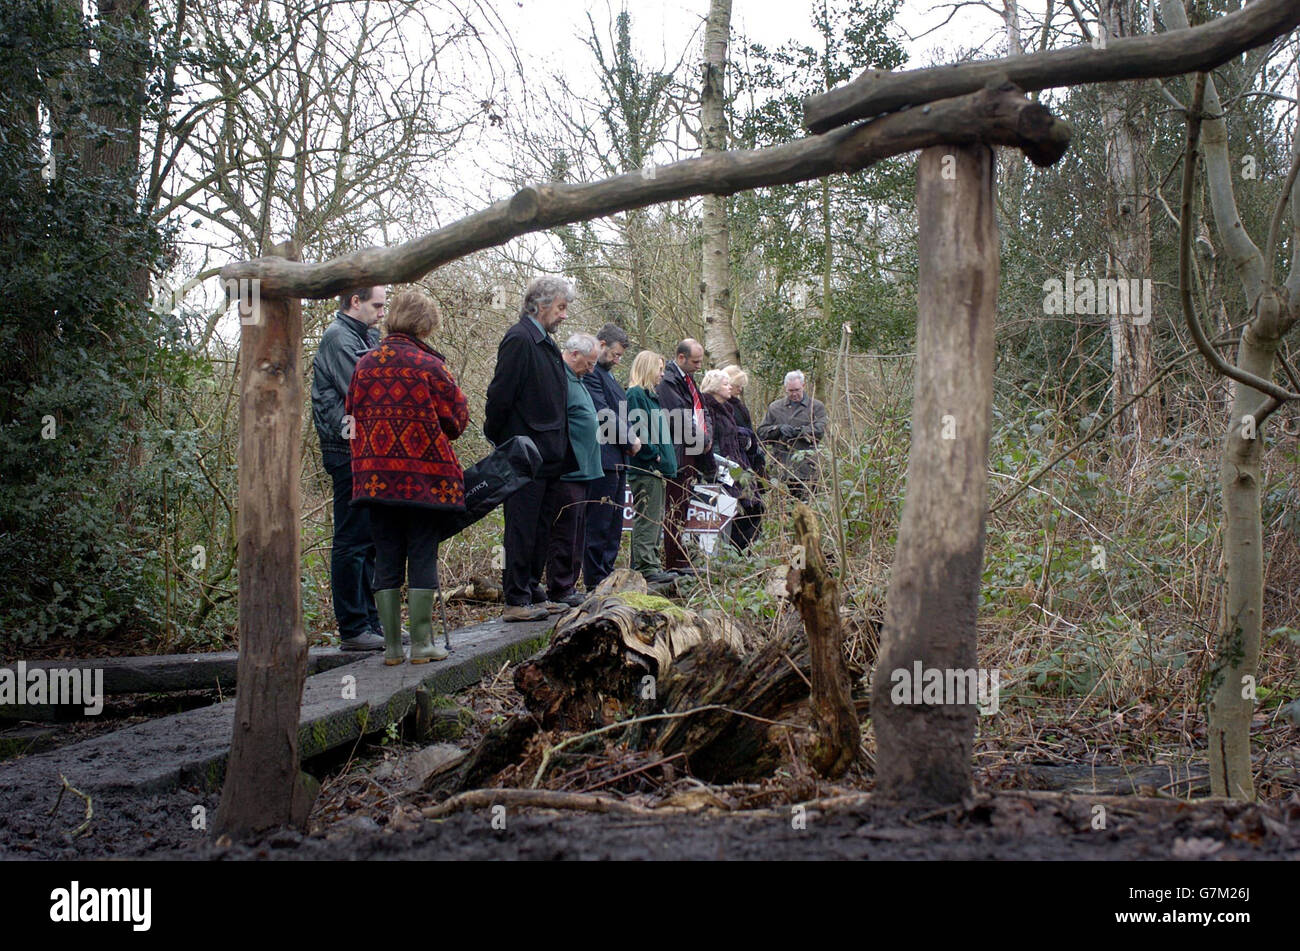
[624,350,679,583]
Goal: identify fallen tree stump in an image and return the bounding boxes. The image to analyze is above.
[446,566,872,792]
[445,714,542,793]
[650,635,812,783]
[513,569,745,732]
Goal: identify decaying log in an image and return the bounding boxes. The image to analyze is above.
[222,85,1068,300]
[448,565,873,790]
[513,572,745,732]
[447,714,541,793]
[650,636,811,784]
[787,503,860,779]
[803,0,1300,132]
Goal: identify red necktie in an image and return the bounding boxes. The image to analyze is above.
[686,374,707,438]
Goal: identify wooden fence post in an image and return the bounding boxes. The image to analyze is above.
[214,240,312,838]
[870,145,999,805]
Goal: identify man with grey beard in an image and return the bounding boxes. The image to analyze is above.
[484,277,578,621]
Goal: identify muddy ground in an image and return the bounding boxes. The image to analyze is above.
[4,630,1298,862]
[3,774,1299,861]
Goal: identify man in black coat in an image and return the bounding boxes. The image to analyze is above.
[656,338,712,574]
[581,323,640,590]
[484,277,578,621]
[310,285,386,651]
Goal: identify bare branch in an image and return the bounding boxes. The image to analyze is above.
[222,85,1070,299]
[1264,135,1300,290]
[803,0,1299,132]
[1179,73,1298,405]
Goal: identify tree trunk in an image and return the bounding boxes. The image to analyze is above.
[224,85,1069,298]
[46,0,89,176]
[626,207,652,346]
[214,242,312,838]
[1100,0,1159,452]
[700,0,737,366]
[1209,312,1274,802]
[1162,0,1300,800]
[84,0,151,302]
[870,145,999,805]
[788,502,859,778]
[1001,0,1026,224]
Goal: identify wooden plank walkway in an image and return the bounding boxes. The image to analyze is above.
[0,647,364,721]
[0,615,553,796]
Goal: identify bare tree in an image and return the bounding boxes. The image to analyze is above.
[152,0,496,347]
[700,0,738,366]
[1098,0,1160,452]
[1163,0,1300,801]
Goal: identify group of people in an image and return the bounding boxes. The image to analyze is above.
[310,276,827,660]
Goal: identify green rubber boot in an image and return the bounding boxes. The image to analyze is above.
[407,588,448,664]
[375,588,405,666]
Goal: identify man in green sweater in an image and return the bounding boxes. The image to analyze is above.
[544,333,619,606]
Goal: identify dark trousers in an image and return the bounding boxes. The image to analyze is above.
[663,461,699,570]
[546,479,596,598]
[727,495,763,551]
[582,467,625,589]
[370,505,441,590]
[326,457,379,637]
[502,474,564,606]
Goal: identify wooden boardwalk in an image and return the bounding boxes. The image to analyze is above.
[0,616,553,796]
[0,647,363,721]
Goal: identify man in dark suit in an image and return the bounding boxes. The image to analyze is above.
[484,277,578,621]
[581,323,640,590]
[656,338,712,575]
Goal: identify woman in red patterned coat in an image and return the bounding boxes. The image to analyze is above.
[346,289,469,664]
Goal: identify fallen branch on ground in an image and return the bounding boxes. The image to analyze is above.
[49,773,93,838]
[422,787,692,818]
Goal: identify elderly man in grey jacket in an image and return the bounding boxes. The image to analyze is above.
[757,370,827,497]
[311,285,386,650]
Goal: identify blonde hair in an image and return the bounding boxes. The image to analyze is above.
[699,368,731,395]
[385,289,441,338]
[722,364,748,390]
[628,350,665,389]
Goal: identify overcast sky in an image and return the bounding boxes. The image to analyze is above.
[198,0,1060,338]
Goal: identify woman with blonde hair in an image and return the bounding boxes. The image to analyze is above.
[347,289,468,664]
[624,350,678,583]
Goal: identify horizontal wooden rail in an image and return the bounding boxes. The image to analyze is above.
[802,0,1300,133]
[222,84,1069,300]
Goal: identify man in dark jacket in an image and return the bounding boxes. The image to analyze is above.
[758,369,827,497]
[581,323,639,590]
[311,285,386,650]
[656,338,711,575]
[484,277,578,621]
